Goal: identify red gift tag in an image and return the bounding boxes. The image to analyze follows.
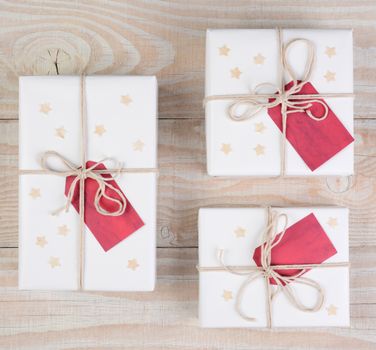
[267,81,354,171]
[253,213,337,285]
[65,161,144,252]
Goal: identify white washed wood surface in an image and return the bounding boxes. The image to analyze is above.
[0,1,375,349]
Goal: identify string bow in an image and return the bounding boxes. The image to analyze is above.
[40,150,127,217]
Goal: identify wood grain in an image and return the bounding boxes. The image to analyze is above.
[0,1,375,120]
[1,119,376,248]
[0,1,375,349]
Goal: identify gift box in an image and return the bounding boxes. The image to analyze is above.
[198,207,349,327]
[18,75,157,291]
[205,29,354,176]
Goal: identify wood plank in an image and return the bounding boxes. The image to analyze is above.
[0,1,375,120]
[0,247,375,349]
[1,118,376,247]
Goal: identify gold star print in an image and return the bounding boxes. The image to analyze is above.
[94,124,106,136]
[254,144,265,156]
[29,188,41,199]
[324,70,336,82]
[220,143,232,155]
[234,226,246,238]
[327,217,338,228]
[325,47,336,58]
[222,290,233,301]
[36,236,48,248]
[39,103,52,115]
[58,224,70,236]
[254,122,266,133]
[55,126,67,139]
[219,45,230,56]
[326,304,338,316]
[133,139,145,152]
[127,258,139,271]
[230,67,242,79]
[121,95,133,106]
[253,53,266,65]
[49,256,61,268]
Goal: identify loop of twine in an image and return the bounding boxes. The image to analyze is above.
[203,28,354,177]
[197,206,349,328]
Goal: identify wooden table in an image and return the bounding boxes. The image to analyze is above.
[0,1,375,349]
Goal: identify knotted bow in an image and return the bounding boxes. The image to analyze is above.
[197,207,349,328]
[203,29,353,176]
[40,150,127,217]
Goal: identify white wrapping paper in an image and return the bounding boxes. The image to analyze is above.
[205,29,353,176]
[198,207,349,327]
[19,76,157,291]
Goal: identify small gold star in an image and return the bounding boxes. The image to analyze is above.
[49,256,61,268]
[325,47,336,58]
[327,217,338,228]
[324,70,336,82]
[36,236,48,248]
[121,95,133,106]
[253,53,266,65]
[254,144,265,156]
[29,188,41,199]
[234,226,246,238]
[222,290,233,301]
[133,139,145,152]
[254,122,266,133]
[127,258,139,271]
[55,126,67,139]
[326,304,338,316]
[220,143,232,155]
[94,124,106,136]
[39,103,52,115]
[58,224,70,236]
[219,45,230,56]
[230,67,242,79]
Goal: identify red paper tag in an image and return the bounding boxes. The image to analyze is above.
[65,161,144,252]
[267,81,354,171]
[253,213,337,285]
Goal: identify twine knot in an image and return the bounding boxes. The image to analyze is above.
[40,150,127,217]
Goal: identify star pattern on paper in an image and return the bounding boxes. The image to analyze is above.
[230,67,242,79]
[29,188,41,199]
[39,103,52,115]
[254,122,266,133]
[326,304,338,316]
[327,217,338,228]
[58,224,70,236]
[253,53,266,65]
[234,226,246,238]
[324,70,336,82]
[222,290,233,301]
[254,144,265,156]
[325,47,336,58]
[94,124,106,136]
[219,45,230,56]
[127,258,139,271]
[55,126,67,139]
[121,95,133,106]
[49,256,61,268]
[220,143,232,155]
[36,235,48,248]
[133,139,145,152]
